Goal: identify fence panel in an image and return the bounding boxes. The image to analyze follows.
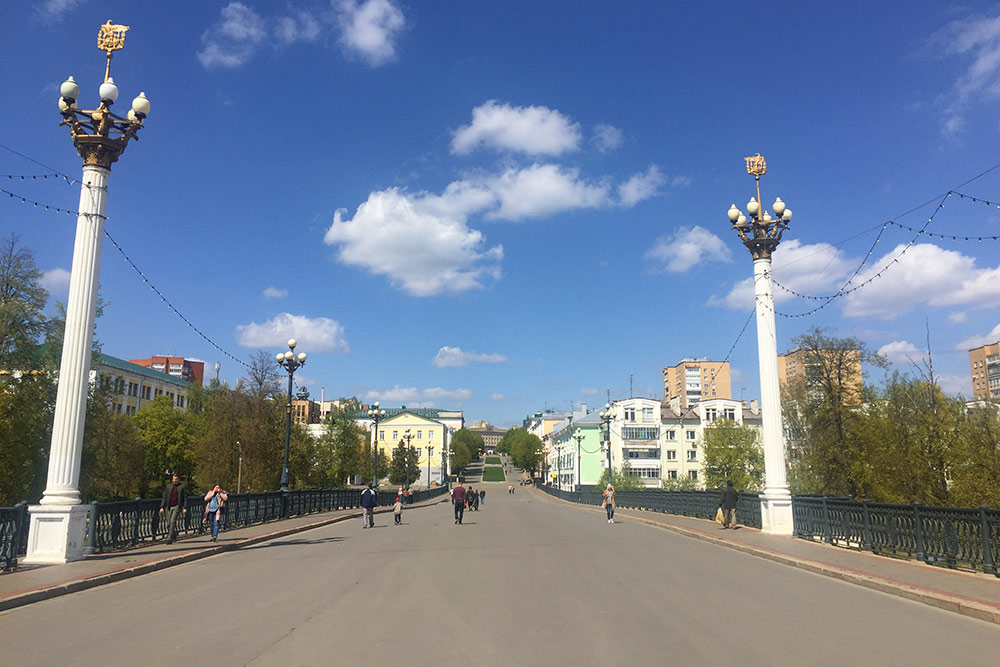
[1,503,29,571]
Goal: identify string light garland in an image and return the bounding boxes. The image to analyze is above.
[0,142,82,186]
[2,173,69,182]
[0,186,79,215]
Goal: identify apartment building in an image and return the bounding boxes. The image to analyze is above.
[969,341,1000,401]
[663,359,731,412]
[777,347,863,405]
[129,355,205,386]
[96,353,191,414]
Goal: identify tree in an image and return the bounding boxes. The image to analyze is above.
[449,428,481,473]
[497,428,543,475]
[0,235,49,369]
[310,409,368,487]
[134,395,198,493]
[782,326,885,497]
[949,403,1000,508]
[81,389,146,501]
[241,349,282,399]
[661,476,699,491]
[701,418,764,492]
[596,464,644,490]
[388,440,420,487]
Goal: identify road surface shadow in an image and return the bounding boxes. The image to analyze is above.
[243,536,345,550]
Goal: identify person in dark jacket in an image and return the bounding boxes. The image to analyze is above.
[159,473,187,544]
[719,480,739,529]
[451,481,467,524]
[360,482,377,528]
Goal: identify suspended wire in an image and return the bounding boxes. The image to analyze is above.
[0,142,83,186]
[2,173,71,183]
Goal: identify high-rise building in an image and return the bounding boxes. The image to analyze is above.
[129,356,205,386]
[663,359,731,411]
[969,341,1000,401]
[777,347,863,405]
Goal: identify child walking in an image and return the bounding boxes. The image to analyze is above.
[393,495,403,525]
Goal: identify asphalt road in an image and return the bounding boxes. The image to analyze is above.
[1,481,998,666]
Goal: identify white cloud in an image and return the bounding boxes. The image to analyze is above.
[948,311,968,323]
[365,385,471,404]
[843,244,1000,319]
[262,286,288,299]
[275,11,322,45]
[937,373,972,397]
[490,393,506,400]
[451,101,582,156]
[592,124,623,152]
[618,166,666,207]
[712,240,852,309]
[486,164,608,220]
[336,0,406,67]
[646,225,731,273]
[878,340,922,365]
[324,188,503,297]
[36,0,82,20]
[40,267,71,296]
[431,346,507,368]
[198,3,267,68]
[580,387,602,396]
[935,13,1000,138]
[957,322,1000,349]
[235,313,349,352]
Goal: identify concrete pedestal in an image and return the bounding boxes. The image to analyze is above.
[760,492,794,536]
[23,504,89,564]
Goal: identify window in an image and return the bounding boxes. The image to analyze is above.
[666,450,677,461]
[428,447,434,458]
[665,430,676,441]
[622,426,658,440]
[686,430,696,440]
[687,450,698,461]
[428,431,434,440]
[689,470,698,480]
[642,407,654,421]
[724,408,736,420]
[392,430,398,441]
[666,470,678,480]
[705,408,717,422]
[624,407,636,421]
[417,448,423,458]
[379,430,385,441]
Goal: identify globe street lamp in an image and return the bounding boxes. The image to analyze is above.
[599,404,613,486]
[572,428,585,491]
[368,402,386,487]
[726,152,794,535]
[27,21,150,564]
[276,339,306,504]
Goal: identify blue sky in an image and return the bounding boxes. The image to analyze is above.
[3,2,1000,427]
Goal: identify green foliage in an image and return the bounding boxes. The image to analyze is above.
[497,428,544,475]
[309,410,367,487]
[595,464,644,490]
[661,476,699,491]
[0,235,49,369]
[701,418,764,492]
[81,388,145,500]
[449,428,483,472]
[134,395,199,490]
[388,441,420,486]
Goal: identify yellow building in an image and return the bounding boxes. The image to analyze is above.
[374,411,448,487]
[969,340,1000,401]
[663,359,731,411]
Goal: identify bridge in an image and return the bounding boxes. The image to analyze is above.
[1,478,999,665]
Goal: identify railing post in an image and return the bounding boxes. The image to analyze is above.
[822,496,832,544]
[84,500,99,555]
[861,500,873,553]
[132,498,140,546]
[979,505,997,577]
[913,502,927,563]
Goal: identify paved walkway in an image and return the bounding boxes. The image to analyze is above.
[0,494,448,612]
[533,487,1000,624]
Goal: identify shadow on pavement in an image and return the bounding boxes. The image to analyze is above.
[243,536,345,550]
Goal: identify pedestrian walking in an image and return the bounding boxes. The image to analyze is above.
[720,480,739,529]
[602,483,616,524]
[159,473,187,544]
[452,481,467,524]
[470,488,479,511]
[479,489,485,505]
[361,482,377,528]
[203,484,227,542]
[393,495,403,525]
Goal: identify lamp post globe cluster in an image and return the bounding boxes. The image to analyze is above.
[368,402,386,487]
[26,21,150,564]
[276,339,306,496]
[599,403,613,485]
[725,153,794,535]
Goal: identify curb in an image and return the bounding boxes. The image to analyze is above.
[1,496,447,613]
[533,488,1000,626]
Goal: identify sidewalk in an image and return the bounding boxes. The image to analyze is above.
[0,495,446,613]
[533,488,1000,626]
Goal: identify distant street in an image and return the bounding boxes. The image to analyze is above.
[1,480,997,666]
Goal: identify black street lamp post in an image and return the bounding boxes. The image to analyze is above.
[599,403,613,486]
[403,429,414,497]
[368,402,386,487]
[276,339,306,515]
[572,428,584,492]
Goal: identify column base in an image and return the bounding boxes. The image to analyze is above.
[23,504,89,564]
[759,491,794,536]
